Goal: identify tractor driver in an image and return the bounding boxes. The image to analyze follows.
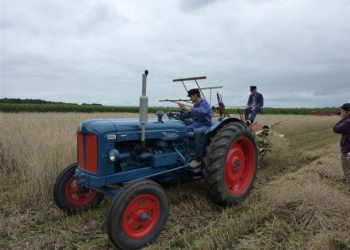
[177,88,212,168]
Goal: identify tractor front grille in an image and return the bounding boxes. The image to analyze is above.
[77,132,98,173]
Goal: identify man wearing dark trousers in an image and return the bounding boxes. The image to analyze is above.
[244,86,264,125]
[333,103,350,191]
[177,88,212,168]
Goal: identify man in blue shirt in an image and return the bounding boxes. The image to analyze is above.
[244,86,264,125]
[178,88,212,168]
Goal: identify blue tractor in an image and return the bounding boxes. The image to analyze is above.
[53,71,258,249]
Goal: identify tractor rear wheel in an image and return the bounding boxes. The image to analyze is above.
[203,122,258,206]
[107,180,168,250]
[53,163,104,214]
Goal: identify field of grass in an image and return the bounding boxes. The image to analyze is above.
[1,113,349,249]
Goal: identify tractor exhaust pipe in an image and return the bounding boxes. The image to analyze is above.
[139,70,149,144]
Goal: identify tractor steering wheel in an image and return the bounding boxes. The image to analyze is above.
[167,109,184,120]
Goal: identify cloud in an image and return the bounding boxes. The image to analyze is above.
[0,0,349,107]
[76,3,128,35]
[179,0,225,12]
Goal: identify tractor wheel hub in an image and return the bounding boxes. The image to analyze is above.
[139,213,149,221]
[233,159,240,172]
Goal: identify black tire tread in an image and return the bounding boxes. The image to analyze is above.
[53,163,104,214]
[107,180,168,250]
[203,122,258,206]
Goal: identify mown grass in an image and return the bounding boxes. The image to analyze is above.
[1,113,348,249]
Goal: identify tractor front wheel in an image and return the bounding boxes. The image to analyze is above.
[203,122,258,206]
[53,163,104,214]
[107,180,168,250]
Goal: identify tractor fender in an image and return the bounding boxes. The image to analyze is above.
[202,117,244,157]
[206,117,243,137]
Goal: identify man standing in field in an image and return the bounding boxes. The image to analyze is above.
[244,86,264,125]
[333,103,350,191]
[177,88,212,168]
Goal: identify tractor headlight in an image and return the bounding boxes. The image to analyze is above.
[109,149,119,162]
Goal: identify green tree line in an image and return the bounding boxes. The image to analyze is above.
[0,103,339,115]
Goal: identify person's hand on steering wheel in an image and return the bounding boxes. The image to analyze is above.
[178,103,192,112]
[167,109,182,120]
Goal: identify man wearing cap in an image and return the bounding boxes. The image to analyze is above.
[244,86,264,125]
[177,88,212,168]
[333,103,350,191]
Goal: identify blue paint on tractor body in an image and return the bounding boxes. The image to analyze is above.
[75,115,240,197]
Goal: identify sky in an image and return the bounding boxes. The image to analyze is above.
[0,0,349,108]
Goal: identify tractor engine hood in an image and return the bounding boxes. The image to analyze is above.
[78,119,118,135]
[78,118,187,138]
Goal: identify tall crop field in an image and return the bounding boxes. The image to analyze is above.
[0,113,349,249]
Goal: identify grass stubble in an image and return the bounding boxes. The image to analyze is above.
[0,113,349,249]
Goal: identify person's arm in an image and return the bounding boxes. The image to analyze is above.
[256,93,264,108]
[333,118,350,134]
[247,95,251,106]
[176,111,191,119]
[191,101,212,116]
[176,104,190,118]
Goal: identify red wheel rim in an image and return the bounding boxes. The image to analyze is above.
[122,194,161,240]
[225,136,256,196]
[64,176,98,206]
